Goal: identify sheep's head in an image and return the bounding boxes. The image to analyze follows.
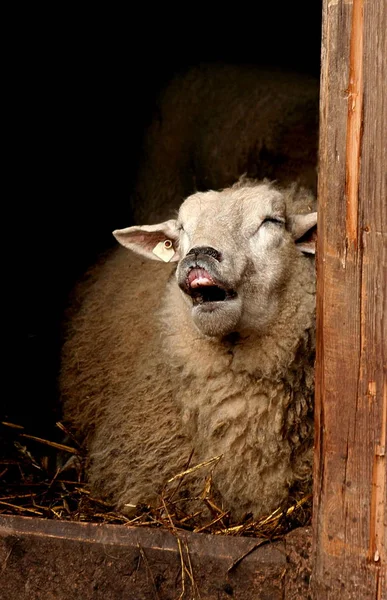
[113,181,317,337]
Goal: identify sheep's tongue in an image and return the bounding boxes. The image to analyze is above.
[188,268,214,289]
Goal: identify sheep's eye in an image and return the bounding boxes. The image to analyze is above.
[262,216,285,226]
[177,223,185,233]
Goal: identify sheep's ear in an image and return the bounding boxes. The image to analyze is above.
[288,212,317,255]
[113,219,180,262]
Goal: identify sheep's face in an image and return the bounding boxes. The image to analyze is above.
[113,182,317,338]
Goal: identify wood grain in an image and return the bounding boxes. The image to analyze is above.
[313,0,386,598]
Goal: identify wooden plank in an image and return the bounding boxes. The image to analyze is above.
[0,515,313,600]
[313,0,387,598]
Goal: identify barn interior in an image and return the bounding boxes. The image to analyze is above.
[4,3,322,506]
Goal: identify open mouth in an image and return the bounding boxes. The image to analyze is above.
[185,267,237,305]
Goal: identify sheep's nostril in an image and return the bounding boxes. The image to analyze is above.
[187,246,222,261]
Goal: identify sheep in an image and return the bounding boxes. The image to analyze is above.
[131,63,319,223]
[60,178,317,521]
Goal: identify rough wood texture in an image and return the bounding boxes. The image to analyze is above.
[313,0,386,598]
[0,515,313,600]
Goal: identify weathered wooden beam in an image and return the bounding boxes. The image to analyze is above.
[0,515,312,600]
[313,0,386,598]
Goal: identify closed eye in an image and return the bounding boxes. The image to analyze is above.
[262,216,285,225]
[250,216,285,237]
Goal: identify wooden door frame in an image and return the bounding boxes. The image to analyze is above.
[313,0,386,597]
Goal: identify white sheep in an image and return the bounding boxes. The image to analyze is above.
[132,63,319,223]
[60,179,317,520]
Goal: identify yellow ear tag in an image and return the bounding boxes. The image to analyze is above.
[152,239,175,262]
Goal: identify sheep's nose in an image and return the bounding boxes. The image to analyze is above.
[187,246,222,261]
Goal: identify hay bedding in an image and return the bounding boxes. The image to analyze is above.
[0,420,311,538]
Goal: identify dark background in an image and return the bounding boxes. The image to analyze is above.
[8,4,322,434]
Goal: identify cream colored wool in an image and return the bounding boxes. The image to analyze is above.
[60,180,316,519]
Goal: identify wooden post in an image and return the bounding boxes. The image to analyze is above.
[313,0,386,598]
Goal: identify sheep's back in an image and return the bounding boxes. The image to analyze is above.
[133,64,319,222]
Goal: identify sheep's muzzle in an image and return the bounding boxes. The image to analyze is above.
[180,266,237,305]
